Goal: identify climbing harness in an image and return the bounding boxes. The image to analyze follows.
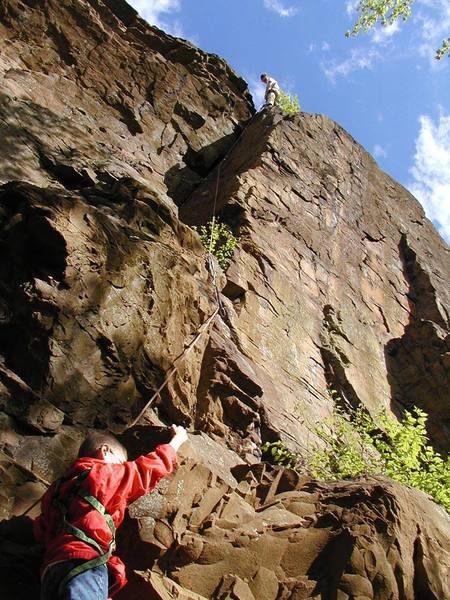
[52,468,116,595]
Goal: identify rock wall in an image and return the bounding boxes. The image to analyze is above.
[128,438,450,600]
[0,0,252,195]
[2,433,450,600]
[0,1,449,599]
[182,111,450,453]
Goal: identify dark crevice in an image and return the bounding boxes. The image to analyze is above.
[164,127,243,208]
[320,346,361,410]
[46,22,77,67]
[109,101,144,135]
[307,529,356,599]
[173,101,206,130]
[398,233,447,327]
[384,234,450,453]
[320,303,360,410]
[412,535,439,600]
[38,151,97,190]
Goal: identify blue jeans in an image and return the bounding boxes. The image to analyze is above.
[41,560,108,600]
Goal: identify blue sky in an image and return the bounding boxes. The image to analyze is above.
[128,0,450,244]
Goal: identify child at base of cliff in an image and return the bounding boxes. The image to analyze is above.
[34,425,188,600]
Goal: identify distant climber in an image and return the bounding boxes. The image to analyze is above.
[34,425,188,599]
[260,73,280,108]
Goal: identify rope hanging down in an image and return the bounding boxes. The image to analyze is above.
[204,113,257,316]
[128,127,237,429]
[126,306,219,430]
[206,160,227,318]
[130,110,260,427]
[127,112,260,428]
[13,307,220,516]
[12,111,261,515]
[128,155,225,430]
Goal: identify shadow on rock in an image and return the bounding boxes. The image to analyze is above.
[0,516,42,600]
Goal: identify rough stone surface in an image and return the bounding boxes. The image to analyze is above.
[0,178,219,432]
[3,436,448,600]
[115,446,450,600]
[182,110,450,453]
[0,1,449,600]
[0,0,252,198]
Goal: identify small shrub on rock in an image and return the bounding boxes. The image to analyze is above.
[262,401,450,513]
[261,440,300,470]
[278,90,301,116]
[195,219,237,270]
[309,404,450,512]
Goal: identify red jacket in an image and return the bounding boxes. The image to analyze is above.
[33,443,177,596]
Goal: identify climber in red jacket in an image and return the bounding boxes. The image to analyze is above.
[34,425,188,600]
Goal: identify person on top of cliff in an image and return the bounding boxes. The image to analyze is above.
[260,73,280,108]
[34,425,188,600]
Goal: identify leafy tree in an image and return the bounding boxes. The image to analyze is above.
[277,89,301,116]
[262,401,450,513]
[195,219,237,270]
[308,403,450,512]
[347,0,450,60]
[436,38,450,60]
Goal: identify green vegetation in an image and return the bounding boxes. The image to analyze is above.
[277,89,301,116]
[262,401,450,513]
[347,0,449,60]
[436,39,450,60]
[195,219,237,270]
[261,440,300,470]
[347,0,414,33]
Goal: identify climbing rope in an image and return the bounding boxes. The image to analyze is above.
[128,109,261,427]
[125,306,220,430]
[204,109,260,315]
[7,110,262,516]
[125,115,257,429]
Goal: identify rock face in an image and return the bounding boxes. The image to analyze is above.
[124,439,450,600]
[0,0,252,196]
[182,111,450,453]
[2,433,449,600]
[0,1,449,599]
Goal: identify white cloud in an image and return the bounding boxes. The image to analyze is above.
[128,0,183,36]
[321,48,380,83]
[263,0,298,18]
[371,21,401,44]
[247,75,266,109]
[416,0,450,65]
[345,0,359,18]
[373,144,388,159]
[308,41,331,54]
[408,112,450,244]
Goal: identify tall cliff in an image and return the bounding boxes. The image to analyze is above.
[0,1,449,599]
